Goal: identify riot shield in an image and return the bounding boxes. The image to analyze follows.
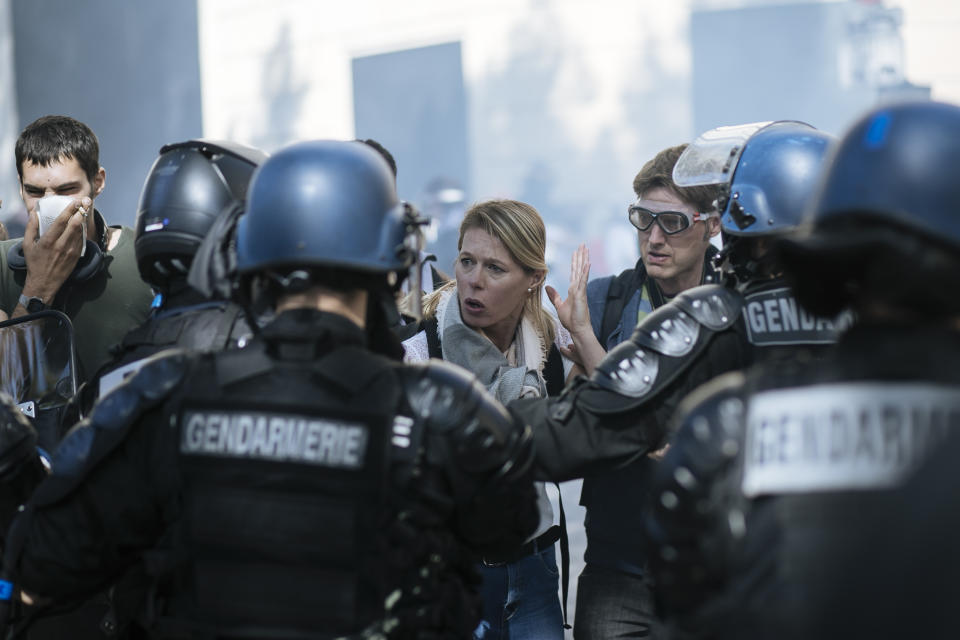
[0,311,79,452]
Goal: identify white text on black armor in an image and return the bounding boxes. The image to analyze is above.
[181,411,368,468]
[742,384,960,495]
[743,287,850,345]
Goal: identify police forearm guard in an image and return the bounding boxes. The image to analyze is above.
[589,284,742,410]
[400,361,538,551]
[643,373,748,628]
[0,395,46,542]
[400,360,534,498]
[26,350,189,510]
[1,351,189,609]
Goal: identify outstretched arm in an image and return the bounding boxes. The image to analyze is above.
[519,284,749,482]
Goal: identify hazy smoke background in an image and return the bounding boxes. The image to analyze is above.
[0,1,957,634]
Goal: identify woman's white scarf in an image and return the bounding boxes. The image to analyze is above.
[437,288,547,403]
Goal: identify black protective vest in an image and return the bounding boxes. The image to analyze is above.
[151,312,522,639]
[582,277,846,573]
[164,338,399,638]
[646,323,960,639]
[107,301,246,372]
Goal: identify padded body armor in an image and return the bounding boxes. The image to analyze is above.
[644,324,960,639]
[13,310,535,639]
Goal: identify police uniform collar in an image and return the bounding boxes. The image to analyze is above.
[262,308,367,359]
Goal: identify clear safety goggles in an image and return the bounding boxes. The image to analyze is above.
[628,201,718,235]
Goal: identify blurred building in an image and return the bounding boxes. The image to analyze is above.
[691,0,929,134]
[0,0,202,231]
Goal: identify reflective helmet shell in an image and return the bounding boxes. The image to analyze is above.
[135,139,266,289]
[722,122,834,237]
[810,100,960,251]
[236,140,409,277]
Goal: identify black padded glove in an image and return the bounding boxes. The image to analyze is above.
[0,395,47,541]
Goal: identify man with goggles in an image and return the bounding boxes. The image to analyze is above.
[555,144,722,640]
[628,202,719,236]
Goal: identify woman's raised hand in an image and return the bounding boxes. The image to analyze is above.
[546,244,591,336]
[547,244,607,375]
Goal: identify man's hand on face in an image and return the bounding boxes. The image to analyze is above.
[19,196,91,307]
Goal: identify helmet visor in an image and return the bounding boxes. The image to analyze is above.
[673,121,774,187]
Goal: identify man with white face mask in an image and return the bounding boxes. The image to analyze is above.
[0,115,153,384]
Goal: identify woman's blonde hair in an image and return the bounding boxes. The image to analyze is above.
[423,199,555,346]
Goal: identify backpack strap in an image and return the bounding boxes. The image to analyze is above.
[425,316,442,359]
[544,344,565,396]
[600,267,645,347]
[556,482,572,629]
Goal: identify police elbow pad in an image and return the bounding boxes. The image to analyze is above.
[644,373,747,615]
[591,284,742,403]
[0,396,47,539]
[400,361,534,494]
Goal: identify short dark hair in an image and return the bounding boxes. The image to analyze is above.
[15,115,100,184]
[632,144,719,213]
[357,138,397,180]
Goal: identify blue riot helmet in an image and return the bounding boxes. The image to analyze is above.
[778,100,960,318]
[136,139,267,291]
[236,140,426,311]
[673,121,834,282]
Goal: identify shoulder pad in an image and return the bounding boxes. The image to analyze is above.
[631,285,741,358]
[673,284,743,331]
[590,286,742,399]
[36,351,190,505]
[398,360,531,480]
[632,304,701,357]
[590,340,661,398]
[91,349,190,429]
[673,371,748,447]
[398,360,512,439]
[645,372,748,612]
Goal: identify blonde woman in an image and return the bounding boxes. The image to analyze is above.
[403,199,579,640]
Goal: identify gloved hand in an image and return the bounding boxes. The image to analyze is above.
[0,395,47,541]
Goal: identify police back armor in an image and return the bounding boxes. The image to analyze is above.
[643,324,960,638]
[158,334,533,638]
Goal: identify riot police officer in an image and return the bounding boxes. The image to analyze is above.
[94,139,266,399]
[0,140,539,638]
[643,100,960,638]
[0,132,847,638]
[585,121,840,465]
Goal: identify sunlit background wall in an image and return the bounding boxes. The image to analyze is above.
[2,0,957,283]
[1,1,958,631]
